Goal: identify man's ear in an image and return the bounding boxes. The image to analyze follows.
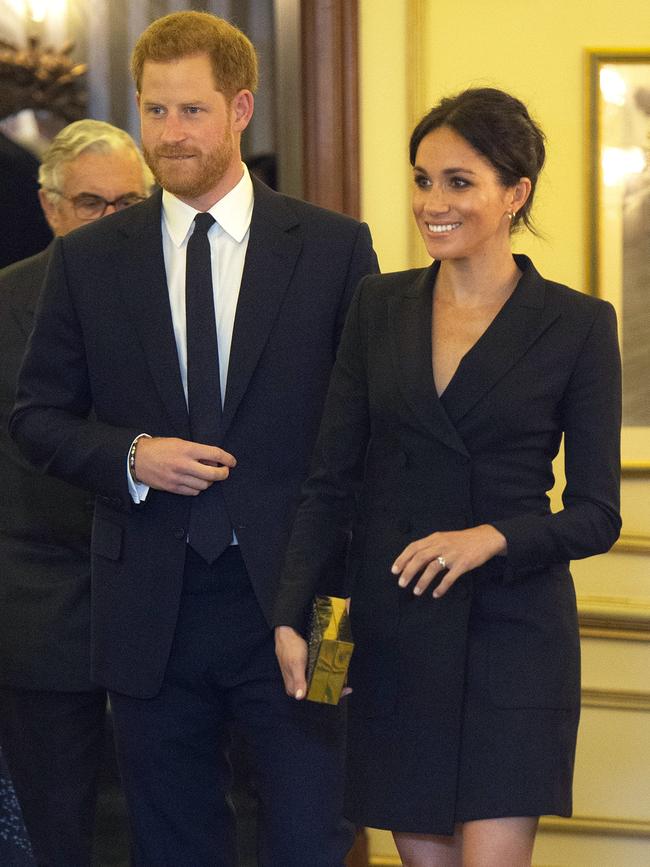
[38,189,61,235]
[231,90,254,132]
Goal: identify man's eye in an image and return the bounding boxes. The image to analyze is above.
[76,196,103,208]
[115,195,146,210]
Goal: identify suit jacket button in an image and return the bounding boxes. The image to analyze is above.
[173,527,186,540]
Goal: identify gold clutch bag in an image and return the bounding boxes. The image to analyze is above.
[305,595,354,705]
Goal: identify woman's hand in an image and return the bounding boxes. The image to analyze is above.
[274,626,308,699]
[391,524,507,598]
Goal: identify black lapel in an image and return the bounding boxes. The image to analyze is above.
[115,190,190,438]
[8,302,33,343]
[440,255,560,425]
[8,248,52,337]
[221,178,301,433]
[389,263,470,457]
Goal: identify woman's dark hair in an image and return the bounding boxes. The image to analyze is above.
[409,87,546,233]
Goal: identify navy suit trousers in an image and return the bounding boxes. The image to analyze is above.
[109,546,352,866]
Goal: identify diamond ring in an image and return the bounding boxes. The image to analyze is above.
[436,556,447,569]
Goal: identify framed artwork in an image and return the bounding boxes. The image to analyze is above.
[587,49,650,473]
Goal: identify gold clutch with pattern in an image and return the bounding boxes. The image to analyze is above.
[306,595,354,705]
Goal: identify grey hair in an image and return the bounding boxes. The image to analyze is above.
[38,119,154,195]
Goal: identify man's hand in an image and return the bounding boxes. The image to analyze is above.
[275,626,308,700]
[134,436,236,495]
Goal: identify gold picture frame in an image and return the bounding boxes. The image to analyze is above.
[586,49,650,474]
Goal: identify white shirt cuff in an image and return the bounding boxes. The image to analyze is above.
[127,433,151,503]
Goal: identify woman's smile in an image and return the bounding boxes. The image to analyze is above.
[426,221,462,234]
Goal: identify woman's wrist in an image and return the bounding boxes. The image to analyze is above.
[481,524,508,556]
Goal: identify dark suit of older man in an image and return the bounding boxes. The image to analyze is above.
[0,248,107,862]
[0,247,132,867]
[0,250,94,691]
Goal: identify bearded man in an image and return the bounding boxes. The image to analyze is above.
[10,11,377,866]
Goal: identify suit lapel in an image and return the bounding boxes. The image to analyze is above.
[389,264,470,457]
[116,191,190,438]
[8,303,33,343]
[9,248,52,338]
[440,256,560,425]
[221,179,301,433]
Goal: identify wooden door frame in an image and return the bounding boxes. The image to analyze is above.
[301,0,360,218]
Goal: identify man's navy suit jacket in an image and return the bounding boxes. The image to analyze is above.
[11,179,378,698]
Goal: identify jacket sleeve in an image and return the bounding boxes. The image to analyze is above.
[273,277,373,631]
[9,238,140,511]
[492,300,622,578]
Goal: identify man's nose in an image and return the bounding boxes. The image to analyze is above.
[160,113,185,141]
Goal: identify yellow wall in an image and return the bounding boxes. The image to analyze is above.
[358,0,412,273]
[360,0,650,284]
[359,1,650,863]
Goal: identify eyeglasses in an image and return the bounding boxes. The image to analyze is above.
[45,190,147,221]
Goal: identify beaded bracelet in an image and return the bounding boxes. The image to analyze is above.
[128,435,146,483]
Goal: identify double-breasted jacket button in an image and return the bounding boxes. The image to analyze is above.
[173,527,186,540]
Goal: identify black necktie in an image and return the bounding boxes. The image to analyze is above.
[185,212,232,563]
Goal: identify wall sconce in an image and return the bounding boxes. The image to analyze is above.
[24,0,66,24]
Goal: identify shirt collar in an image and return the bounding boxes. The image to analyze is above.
[162,163,254,247]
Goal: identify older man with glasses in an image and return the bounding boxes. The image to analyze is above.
[0,119,153,867]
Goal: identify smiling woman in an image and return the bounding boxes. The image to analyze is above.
[407,91,540,398]
[273,87,622,867]
[409,88,545,235]
[411,127,530,283]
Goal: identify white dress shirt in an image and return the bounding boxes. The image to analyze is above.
[129,164,254,502]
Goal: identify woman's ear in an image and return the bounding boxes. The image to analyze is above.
[511,177,532,212]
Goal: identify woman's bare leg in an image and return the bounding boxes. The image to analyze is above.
[392,816,538,867]
[393,827,462,867]
[461,816,538,867]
